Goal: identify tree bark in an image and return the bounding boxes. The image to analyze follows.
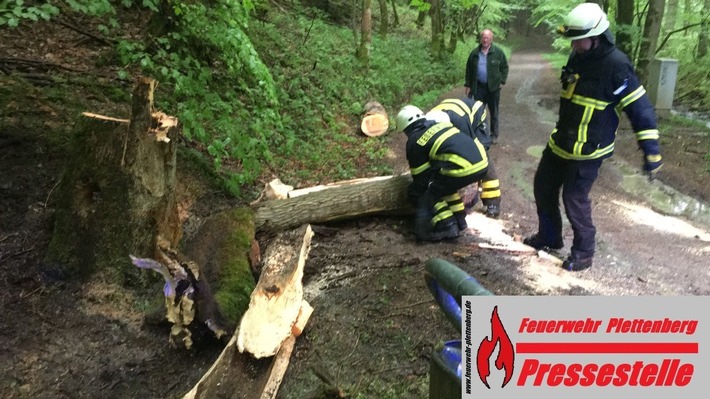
[378,0,388,37]
[430,0,444,57]
[616,0,635,58]
[637,0,665,85]
[698,0,710,57]
[664,0,679,33]
[47,77,180,280]
[253,174,415,233]
[390,0,399,27]
[357,0,372,62]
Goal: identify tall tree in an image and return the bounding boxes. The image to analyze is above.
[637,0,665,84]
[664,0,679,33]
[378,0,389,36]
[699,0,710,57]
[390,0,399,27]
[616,0,635,58]
[430,0,444,56]
[357,0,373,63]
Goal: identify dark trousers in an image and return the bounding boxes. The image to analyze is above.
[533,148,602,258]
[423,171,485,228]
[480,160,501,206]
[473,81,501,138]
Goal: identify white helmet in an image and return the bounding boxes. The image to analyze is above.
[395,105,425,132]
[558,2,609,40]
[425,110,451,124]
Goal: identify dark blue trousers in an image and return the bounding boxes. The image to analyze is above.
[533,148,602,259]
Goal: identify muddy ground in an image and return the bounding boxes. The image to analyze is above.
[2,29,710,399]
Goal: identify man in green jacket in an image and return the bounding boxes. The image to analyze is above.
[465,29,509,144]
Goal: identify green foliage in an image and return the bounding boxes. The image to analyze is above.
[114,1,287,195]
[0,0,60,26]
[541,51,568,69]
[248,7,462,186]
[2,0,486,193]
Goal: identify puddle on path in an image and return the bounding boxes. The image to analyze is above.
[621,174,710,227]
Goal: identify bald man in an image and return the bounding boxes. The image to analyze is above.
[464,29,509,144]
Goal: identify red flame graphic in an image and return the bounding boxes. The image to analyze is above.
[476,306,515,388]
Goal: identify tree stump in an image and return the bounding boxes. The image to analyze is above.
[47,77,180,280]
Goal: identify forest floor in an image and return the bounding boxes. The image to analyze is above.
[2,19,710,399]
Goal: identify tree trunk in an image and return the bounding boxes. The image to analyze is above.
[357,0,372,62]
[616,0,635,58]
[637,0,665,85]
[253,175,414,233]
[430,0,444,57]
[390,0,399,27]
[47,77,180,280]
[416,10,427,28]
[698,0,710,57]
[664,0,679,33]
[684,0,694,36]
[184,225,314,399]
[237,225,314,358]
[378,0,388,37]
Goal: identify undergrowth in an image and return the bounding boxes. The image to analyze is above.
[249,6,465,188]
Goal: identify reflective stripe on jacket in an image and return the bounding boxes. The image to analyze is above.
[431,98,491,149]
[405,120,488,189]
[549,43,660,161]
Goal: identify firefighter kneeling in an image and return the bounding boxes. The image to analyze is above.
[517,358,694,387]
[395,105,489,242]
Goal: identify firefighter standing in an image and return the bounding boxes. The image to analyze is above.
[524,3,663,271]
[428,97,502,219]
[395,105,489,242]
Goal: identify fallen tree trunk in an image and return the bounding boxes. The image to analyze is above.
[238,225,313,358]
[254,174,415,232]
[183,225,314,398]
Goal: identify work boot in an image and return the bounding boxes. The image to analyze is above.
[454,212,468,231]
[562,255,593,272]
[523,234,563,251]
[485,204,500,219]
[427,220,460,242]
[414,194,435,241]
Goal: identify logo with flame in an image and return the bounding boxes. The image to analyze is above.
[476,306,515,388]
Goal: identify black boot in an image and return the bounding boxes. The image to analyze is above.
[454,212,468,230]
[414,193,435,241]
[427,219,460,242]
[523,234,563,250]
[485,204,500,219]
[562,255,593,271]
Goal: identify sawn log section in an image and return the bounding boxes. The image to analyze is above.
[254,174,415,232]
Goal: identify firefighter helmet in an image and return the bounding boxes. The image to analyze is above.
[395,105,425,132]
[558,3,609,41]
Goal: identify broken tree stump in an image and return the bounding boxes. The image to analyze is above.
[254,174,415,232]
[47,77,180,279]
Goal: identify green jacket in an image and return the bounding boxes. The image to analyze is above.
[465,44,509,94]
